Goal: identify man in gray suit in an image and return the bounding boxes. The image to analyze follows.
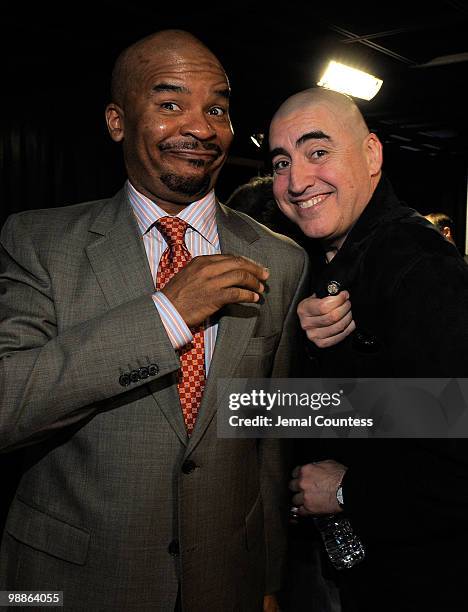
[0,31,308,611]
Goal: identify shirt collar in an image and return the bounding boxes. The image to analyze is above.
[126,180,218,244]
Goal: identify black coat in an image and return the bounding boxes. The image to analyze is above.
[301,176,468,612]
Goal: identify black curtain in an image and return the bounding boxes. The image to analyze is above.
[1,94,126,228]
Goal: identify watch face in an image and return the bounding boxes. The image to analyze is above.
[337,486,344,507]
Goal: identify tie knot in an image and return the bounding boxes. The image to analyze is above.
[156,216,189,247]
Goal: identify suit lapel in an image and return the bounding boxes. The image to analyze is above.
[85,190,187,444]
[86,190,154,307]
[187,204,263,452]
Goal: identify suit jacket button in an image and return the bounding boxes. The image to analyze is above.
[148,364,159,376]
[139,366,149,379]
[181,460,197,474]
[119,373,131,387]
[168,539,180,556]
[130,369,140,383]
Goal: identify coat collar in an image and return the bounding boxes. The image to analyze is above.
[87,189,155,306]
[342,174,407,248]
[311,175,418,296]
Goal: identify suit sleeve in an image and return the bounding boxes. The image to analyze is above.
[343,252,468,541]
[388,251,468,377]
[0,213,180,452]
[259,249,310,593]
[343,438,468,543]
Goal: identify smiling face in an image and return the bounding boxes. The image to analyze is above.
[269,91,382,249]
[106,33,234,214]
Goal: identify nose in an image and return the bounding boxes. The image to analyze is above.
[180,109,216,141]
[288,158,316,198]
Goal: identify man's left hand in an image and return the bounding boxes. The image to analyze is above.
[289,460,347,515]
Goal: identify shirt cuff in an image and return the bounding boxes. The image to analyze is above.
[152,292,193,350]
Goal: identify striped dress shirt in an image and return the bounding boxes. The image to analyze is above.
[127,181,220,373]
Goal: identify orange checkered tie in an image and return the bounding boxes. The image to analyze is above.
[155,216,205,435]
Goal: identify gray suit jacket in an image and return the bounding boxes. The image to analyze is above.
[0,189,308,611]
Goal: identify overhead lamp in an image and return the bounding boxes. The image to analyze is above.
[317,61,383,101]
[399,145,422,152]
[250,133,264,148]
[388,134,412,142]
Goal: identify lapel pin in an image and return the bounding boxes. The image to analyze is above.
[327,280,341,295]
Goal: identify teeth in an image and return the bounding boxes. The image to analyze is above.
[298,194,327,209]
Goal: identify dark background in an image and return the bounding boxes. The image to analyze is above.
[1,3,468,529]
[2,3,468,245]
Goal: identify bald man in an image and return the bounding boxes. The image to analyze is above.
[270,89,468,611]
[0,31,308,611]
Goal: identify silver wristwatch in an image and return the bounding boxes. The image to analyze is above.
[336,485,344,509]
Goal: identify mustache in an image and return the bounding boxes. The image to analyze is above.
[159,140,222,156]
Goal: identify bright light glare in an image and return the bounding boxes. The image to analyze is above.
[250,134,264,148]
[317,61,383,101]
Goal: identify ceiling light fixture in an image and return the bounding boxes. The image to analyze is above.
[399,145,422,152]
[388,134,412,142]
[250,133,264,148]
[317,60,383,101]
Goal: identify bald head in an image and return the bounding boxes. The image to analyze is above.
[111,30,225,107]
[272,88,369,141]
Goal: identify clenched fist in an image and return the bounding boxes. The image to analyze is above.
[161,254,269,328]
[289,460,347,515]
[297,291,355,348]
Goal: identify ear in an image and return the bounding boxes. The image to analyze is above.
[105,103,125,142]
[365,133,383,176]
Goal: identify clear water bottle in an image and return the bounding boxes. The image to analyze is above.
[314,514,365,570]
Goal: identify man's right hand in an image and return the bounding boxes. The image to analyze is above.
[297,291,355,348]
[161,254,269,328]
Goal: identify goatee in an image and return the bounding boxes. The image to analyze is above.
[160,172,210,197]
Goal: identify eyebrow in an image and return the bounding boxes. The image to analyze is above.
[270,146,289,160]
[152,83,190,94]
[215,88,231,99]
[296,130,331,146]
[270,130,332,160]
